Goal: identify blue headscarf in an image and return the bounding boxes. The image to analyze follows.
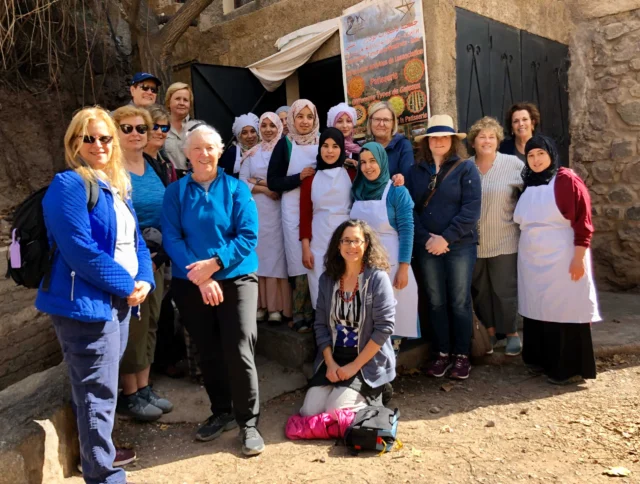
[351,142,390,201]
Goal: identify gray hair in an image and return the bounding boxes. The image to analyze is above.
[366,101,399,137]
[145,104,170,123]
[183,123,224,156]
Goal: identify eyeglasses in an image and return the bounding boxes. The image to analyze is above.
[153,124,170,133]
[340,238,365,248]
[371,117,393,126]
[79,135,113,145]
[138,84,158,94]
[120,124,149,135]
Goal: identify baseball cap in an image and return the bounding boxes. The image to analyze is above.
[131,72,161,86]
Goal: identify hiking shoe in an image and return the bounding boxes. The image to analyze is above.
[138,385,174,414]
[505,335,522,356]
[268,311,282,323]
[241,426,265,456]
[196,413,237,442]
[116,392,162,422]
[426,353,451,378]
[381,382,394,406]
[77,447,136,473]
[449,355,471,380]
[547,375,585,386]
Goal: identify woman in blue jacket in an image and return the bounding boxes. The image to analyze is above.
[406,115,481,381]
[36,107,155,484]
[161,124,264,456]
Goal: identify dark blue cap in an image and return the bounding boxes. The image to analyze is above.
[131,72,161,86]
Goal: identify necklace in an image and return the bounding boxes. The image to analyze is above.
[339,266,364,303]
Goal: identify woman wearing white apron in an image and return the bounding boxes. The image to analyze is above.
[219,113,259,177]
[350,142,419,345]
[300,128,356,309]
[240,112,292,324]
[268,99,319,332]
[514,135,600,385]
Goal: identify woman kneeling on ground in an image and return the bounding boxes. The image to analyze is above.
[300,220,396,417]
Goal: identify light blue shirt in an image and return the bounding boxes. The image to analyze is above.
[130,161,165,230]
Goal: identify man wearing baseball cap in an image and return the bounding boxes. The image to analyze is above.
[129,72,161,108]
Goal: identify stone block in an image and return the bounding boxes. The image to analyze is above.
[622,162,640,183]
[600,76,619,90]
[613,34,640,62]
[631,84,640,97]
[604,88,625,104]
[631,58,640,71]
[617,101,640,126]
[608,186,635,203]
[256,324,315,369]
[619,224,640,242]
[0,363,78,484]
[604,207,622,219]
[591,162,615,182]
[603,22,629,40]
[573,144,610,162]
[611,139,636,158]
[627,206,640,220]
[607,64,630,76]
[593,216,618,232]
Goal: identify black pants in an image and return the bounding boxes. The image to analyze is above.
[153,288,186,369]
[172,274,260,428]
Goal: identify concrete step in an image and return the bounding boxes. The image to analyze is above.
[256,322,315,369]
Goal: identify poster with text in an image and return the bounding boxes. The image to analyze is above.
[339,0,430,137]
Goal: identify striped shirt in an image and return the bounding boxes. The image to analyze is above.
[473,152,524,258]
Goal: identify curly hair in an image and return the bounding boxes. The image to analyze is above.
[505,102,540,136]
[324,220,390,281]
[467,116,505,155]
[417,135,468,165]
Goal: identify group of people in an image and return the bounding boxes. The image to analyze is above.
[34,70,601,484]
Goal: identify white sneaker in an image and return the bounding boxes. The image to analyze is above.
[268,311,282,322]
[256,309,266,321]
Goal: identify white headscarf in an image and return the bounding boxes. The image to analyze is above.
[327,102,357,129]
[232,113,260,142]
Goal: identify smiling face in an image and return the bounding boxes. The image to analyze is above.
[169,88,191,119]
[260,118,278,142]
[130,81,158,108]
[359,150,381,181]
[148,117,169,151]
[78,119,113,170]
[339,226,368,264]
[370,108,394,141]
[239,126,258,148]
[335,113,354,138]
[428,135,453,159]
[473,128,498,157]
[294,106,315,135]
[187,132,220,178]
[278,111,289,135]
[320,138,342,165]
[118,115,148,152]
[512,109,534,141]
[526,148,552,173]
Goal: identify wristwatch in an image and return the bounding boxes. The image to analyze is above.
[213,254,225,270]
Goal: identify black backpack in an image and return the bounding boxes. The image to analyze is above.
[6,177,99,289]
[344,406,400,454]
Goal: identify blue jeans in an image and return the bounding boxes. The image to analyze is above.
[416,243,477,356]
[51,298,130,484]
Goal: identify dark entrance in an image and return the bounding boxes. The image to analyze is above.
[455,9,570,164]
[298,55,345,131]
[191,63,287,145]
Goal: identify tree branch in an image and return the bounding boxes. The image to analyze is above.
[159,0,214,52]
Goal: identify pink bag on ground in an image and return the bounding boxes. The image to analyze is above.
[285,409,355,440]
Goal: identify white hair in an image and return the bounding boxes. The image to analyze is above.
[183,123,224,156]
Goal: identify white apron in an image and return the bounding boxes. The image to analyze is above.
[307,167,352,308]
[233,145,243,174]
[243,147,288,278]
[513,177,601,323]
[350,181,419,337]
[281,143,318,277]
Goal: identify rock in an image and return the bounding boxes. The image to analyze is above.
[622,162,640,183]
[599,77,619,90]
[618,225,640,243]
[520,408,529,415]
[609,186,635,204]
[604,207,622,219]
[614,35,640,62]
[591,162,615,183]
[0,363,78,483]
[604,88,625,105]
[429,406,441,414]
[617,101,640,126]
[611,139,635,159]
[485,420,496,428]
[607,64,629,77]
[631,84,640,98]
[626,206,640,220]
[603,22,629,40]
[631,58,640,71]
[594,217,618,232]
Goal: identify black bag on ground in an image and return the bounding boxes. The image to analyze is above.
[6,177,99,289]
[344,406,400,453]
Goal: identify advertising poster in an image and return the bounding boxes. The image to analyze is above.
[339,0,430,137]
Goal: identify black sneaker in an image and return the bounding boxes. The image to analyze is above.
[196,413,237,442]
[138,385,174,414]
[116,392,162,422]
[241,426,265,456]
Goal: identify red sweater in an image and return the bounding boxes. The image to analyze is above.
[299,167,357,241]
[554,168,593,248]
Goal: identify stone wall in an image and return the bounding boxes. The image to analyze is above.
[569,9,640,290]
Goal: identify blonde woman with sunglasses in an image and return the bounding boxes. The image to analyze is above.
[35,106,155,483]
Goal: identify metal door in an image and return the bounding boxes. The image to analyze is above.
[298,56,346,132]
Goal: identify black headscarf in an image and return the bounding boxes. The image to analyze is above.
[522,134,559,188]
[316,128,346,171]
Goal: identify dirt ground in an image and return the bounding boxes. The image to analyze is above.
[67,355,640,484]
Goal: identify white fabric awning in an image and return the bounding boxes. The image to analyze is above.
[247,18,339,92]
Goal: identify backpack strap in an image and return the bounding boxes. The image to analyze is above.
[419,158,464,212]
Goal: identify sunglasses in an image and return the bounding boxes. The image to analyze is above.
[80,135,113,145]
[138,84,158,94]
[120,124,148,135]
[153,124,170,133]
[428,174,437,191]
